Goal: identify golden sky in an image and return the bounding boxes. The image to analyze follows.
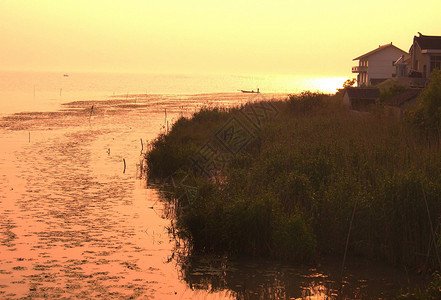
[1,0,440,77]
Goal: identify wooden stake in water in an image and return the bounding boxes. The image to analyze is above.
[123,158,126,174]
[140,138,144,155]
[89,105,94,124]
[340,198,358,291]
[28,132,31,143]
[165,108,167,126]
[421,182,441,270]
[167,120,169,134]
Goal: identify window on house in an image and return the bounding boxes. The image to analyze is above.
[430,56,441,72]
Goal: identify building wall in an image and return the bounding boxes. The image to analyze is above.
[397,76,427,87]
[367,47,406,84]
[396,64,407,77]
[358,72,368,86]
[411,43,431,78]
[343,93,351,106]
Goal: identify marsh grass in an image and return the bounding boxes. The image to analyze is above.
[146,93,441,270]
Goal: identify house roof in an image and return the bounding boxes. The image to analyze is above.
[414,33,441,50]
[386,88,422,107]
[344,87,380,99]
[394,54,411,65]
[353,43,407,61]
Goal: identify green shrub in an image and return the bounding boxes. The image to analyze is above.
[405,69,441,141]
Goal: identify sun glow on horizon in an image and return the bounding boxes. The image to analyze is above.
[291,77,348,94]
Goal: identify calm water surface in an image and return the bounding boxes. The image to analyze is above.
[0,88,419,298]
[0,71,347,116]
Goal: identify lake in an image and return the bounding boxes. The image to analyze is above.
[0,72,419,299]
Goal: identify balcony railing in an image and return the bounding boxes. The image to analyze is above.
[352,66,368,73]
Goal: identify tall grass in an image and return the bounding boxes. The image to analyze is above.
[146,93,441,269]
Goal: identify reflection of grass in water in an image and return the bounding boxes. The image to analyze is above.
[176,254,340,299]
[175,251,415,299]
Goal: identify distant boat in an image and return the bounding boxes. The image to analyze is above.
[63,74,69,77]
[240,88,260,93]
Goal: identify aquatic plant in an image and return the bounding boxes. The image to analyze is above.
[398,272,441,299]
[146,92,441,270]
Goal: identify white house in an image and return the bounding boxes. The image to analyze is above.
[352,43,408,86]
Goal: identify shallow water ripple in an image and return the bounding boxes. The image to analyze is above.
[0,100,209,299]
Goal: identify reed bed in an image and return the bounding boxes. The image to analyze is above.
[146,93,441,273]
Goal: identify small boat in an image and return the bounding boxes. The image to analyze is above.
[240,88,260,93]
[63,74,69,77]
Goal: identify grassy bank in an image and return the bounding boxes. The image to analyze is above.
[146,93,441,271]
